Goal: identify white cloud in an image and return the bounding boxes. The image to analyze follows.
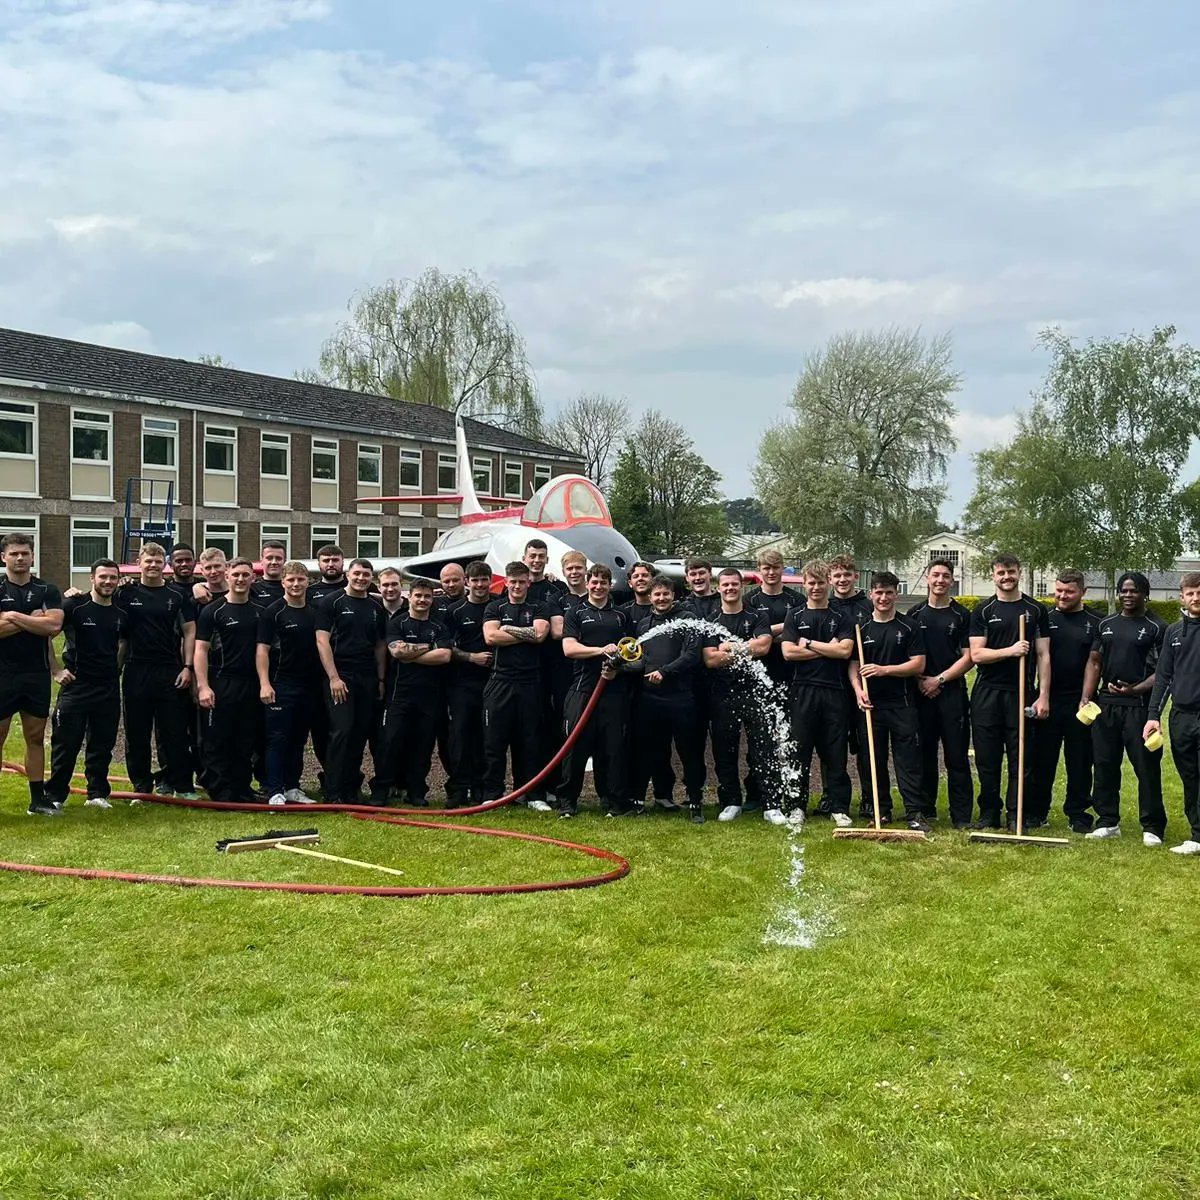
[71,320,155,352]
[48,214,139,240]
[951,409,1017,453]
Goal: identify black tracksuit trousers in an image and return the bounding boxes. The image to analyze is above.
[123,662,192,794]
[917,682,973,824]
[263,682,316,797]
[857,705,924,820]
[789,685,851,816]
[1169,708,1200,841]
[446,676,487,804]
[481,677,542,801]
[372,695,439,803]
[1091,702,1165,835]
[559,684,629,812]
[971,685,1032,825]
[710,689,779,810]
[323,672,378,803]
[630,690,705,805]
[46,683,120,805]
[1027,695,1094,827]
[202,676,259,802]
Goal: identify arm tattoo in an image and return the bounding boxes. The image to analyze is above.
[507,625,542,643]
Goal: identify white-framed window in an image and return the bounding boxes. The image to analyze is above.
[1,514,39,551]
[357,443,382,485]
[261,432,290,478]
[503,459,523,498]
[398,448,421,490]
[142,416,178,468]
[203,522,238,560]
[437,453,457,493]
[0,400,38,497]
[260,523,291,558]
[534,464,552,490]
[204,425,237,473]
[928,548,961,573]
[397,528,422,557]
[357,526,382,560]
[312,438,339,482]
[71,409,111,463]
[472,456,493,496]
[310,524,339,558]
[71,518,113,572]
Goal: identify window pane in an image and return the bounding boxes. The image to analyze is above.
[205,442,233,472]
[73,427,109,461]
[504,462,522,495]
[143,433,175,467]
[399,453,420,488]
[357,529,382,558]
[0,417,33,455]
[438,457,456,490]
[358,455,380,484]
[72,522,110,568]
[398,530,421,556]
[473,458,492,493]
[204,526,237,558]
[262,446,288,476]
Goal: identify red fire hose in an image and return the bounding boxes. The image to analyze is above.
[0,678,629,897]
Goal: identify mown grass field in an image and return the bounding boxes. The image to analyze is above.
[3,722,1200,1199]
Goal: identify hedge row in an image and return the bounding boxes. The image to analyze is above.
[950,595,1181,623]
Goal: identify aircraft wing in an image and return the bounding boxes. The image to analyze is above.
[391,537,499,580]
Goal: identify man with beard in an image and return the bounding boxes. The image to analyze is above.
[1145,572,1200,854]
[308,544,349,605]
[560,564,636,818]
[630,575,705,821]
[1026,569,1100,831]
[45,558,126,811]
[850,572,929,833]
[115,541,197,799]
[909,559,975,827]
[781,559,854,827]
[432,562,466,622]
[371,578,452,807]
[524,538,569,806]
[481,562,551,808]
[251,540,287,606]
[195,558,262,803]
[444,562,495,806]
[968,554,1051,831]
[1084,571,1166,844]
[314,558,387,804]
[168,543,197,597]
[703,568,783,824]
[257,560,321,807]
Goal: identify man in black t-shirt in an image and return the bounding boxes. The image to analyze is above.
[196,558,263,803]
[0,532,64,815]
[620,560,656,627]
[444,562,495,806]
[560,563,635,817]
[308,544,349,606]
[371,578,452,807]
[116,542,198,798]
[703,567,778,822]
[630,576,705,820]
[1083,571,1167,842]
[481,562,551,806]
[46,559,125,810]
[314,558,387,804]
[909,558,974,826]
[968,554,1051,830]
[524,539,570,804]
[850,572,928,831]
[781,560,854,824]
[250,540,287,606]
[1026,570,1100,830]
[256,560,321,806]
[168,543,197,597]
[745,548,804,688]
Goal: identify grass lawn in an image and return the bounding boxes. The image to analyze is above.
[3,722,1200,1199]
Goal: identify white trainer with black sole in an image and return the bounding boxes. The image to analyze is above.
[1085,825,1121,840]
[717,805,743,822]
[268,793,287,807]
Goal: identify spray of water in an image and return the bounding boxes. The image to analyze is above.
[762,826,836,948]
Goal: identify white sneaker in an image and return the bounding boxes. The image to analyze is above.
[718,805,743,822]
[787,809,807,829]
[84,796,112,809]
[832,812,853,829]
[268,792,287,807]
[526,799,552,813]
[285,788,314,805]
[1170,839,1200,855]
[1143,832,1163,847]
[1085,825,1121,840]
[763,808,789,826]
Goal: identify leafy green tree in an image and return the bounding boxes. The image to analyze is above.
[544,393,630,490]
[315,269,543,437]
[754,328,959,562]
[607,446,657,555]
[964,325,1200,596]
[724,497,776,535]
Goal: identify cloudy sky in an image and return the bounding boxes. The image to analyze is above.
[3,0,1198,516]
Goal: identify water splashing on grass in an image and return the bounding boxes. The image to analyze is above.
[763,825,836,949]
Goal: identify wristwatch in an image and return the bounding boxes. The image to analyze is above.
[936,674,945,686]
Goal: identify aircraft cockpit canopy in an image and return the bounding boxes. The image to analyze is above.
[523,475,611,529]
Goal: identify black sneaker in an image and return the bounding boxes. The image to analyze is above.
[969,818,1003,831]
[558,806,576,820]
[27,801,62,817]
[408,796,430,808]
[813,795,834,818]
[689,806,705,825]
[907,815,932,833]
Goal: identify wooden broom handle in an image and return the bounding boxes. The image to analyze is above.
[1017,613,1026,836]
[856,622,884,832]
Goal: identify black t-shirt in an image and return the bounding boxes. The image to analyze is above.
[704,607,771,695]
[197,598,261,679]
[563,601,632,691]
[1096,611,1167,706]
[430,592,463,624]
[314,589,386,675]
[526,578,568,608]
[1047,607,1101,698]
[969,594,1051,692]
[385,613,451,702]
[683,592,721,624]
[1149,617,1200,718]
[620,598,655,626]
[257,599,320,686]
[251,578,285,606]
[309,575,349,606]
[781,606,852,690]
[446,598,492,686]
[484,598,547,683]
[114,581,194,667]
[60,594,126,685]
[634,605,702,696]
[908,599,972,679]
[746,585,803,684]
[852,613,925,708]
[167,575,196,600]
[0,576,63,673]
[830,591,872,626]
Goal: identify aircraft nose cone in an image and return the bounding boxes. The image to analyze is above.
[560,526,639,591]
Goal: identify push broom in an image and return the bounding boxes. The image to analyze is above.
[969,614,1068,848]
[833,625,929,843]
[216,829,406,877]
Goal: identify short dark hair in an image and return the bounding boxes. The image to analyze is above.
[261,540,286,552]
[1181,572,1200,590]
[1056,569,1086,589]
[171,542,194,556]
[505,561,530,577]
[718,567,743,583]
[317,544,344,558]
[377,567,402,582]
[91,558,119,573]
[991,553,1021,569]
[588,563,613,583]
[465,561,492,580]
[1117,571,1150,596]
[684,557,711,573]
[871,571,900,590]
[229,557,254,571]
[408,578,435,595]
[348,558,373,572]
[1,532,33,552]
[650,574,675,593]
[829,554,857,572]
[524,538,548,553]
[927,558,956,575]
[630,560,656,575]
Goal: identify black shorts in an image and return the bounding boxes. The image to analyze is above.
[0,670,52,721]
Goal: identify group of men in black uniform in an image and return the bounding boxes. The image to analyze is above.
[4,527,1200,852]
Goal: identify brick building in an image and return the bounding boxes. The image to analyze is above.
[0,327,582,589]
